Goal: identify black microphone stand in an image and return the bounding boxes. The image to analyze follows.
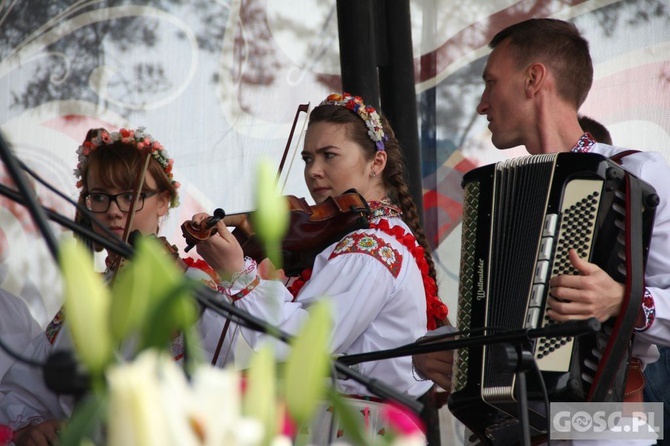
[336,318,602,446]
[191,284,424,414]
[337,318,601,364]
[0,132,59,261]
[0,183,133,259]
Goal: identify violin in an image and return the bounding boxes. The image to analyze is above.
[180,189,371,276]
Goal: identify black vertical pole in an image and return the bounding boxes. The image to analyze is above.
[336,0,380,108]
[336,0,424,223]
[376,0,423,223]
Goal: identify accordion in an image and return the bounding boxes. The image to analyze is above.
[448,152,658,445]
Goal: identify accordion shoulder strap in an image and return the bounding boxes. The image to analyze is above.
[589,171,645,400]
[609,149,640,165]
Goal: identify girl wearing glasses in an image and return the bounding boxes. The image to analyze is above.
[73,127,179,253]
[0,127,227,446]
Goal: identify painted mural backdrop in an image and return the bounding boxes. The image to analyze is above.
[1,0,669,334]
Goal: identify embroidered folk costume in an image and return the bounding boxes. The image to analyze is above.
[210,93,449,443]
[0,127,229,435]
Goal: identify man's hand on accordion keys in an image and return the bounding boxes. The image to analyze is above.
[412,349,453,391]
[547,248,625,323]
[411,325,457,395]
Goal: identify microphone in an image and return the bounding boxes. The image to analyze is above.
[527,317,601,339]
[43,350,90,402]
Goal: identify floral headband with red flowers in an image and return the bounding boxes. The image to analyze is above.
[319,92,387,151]
[74,127,180,208]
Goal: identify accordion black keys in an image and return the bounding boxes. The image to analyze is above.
[448,152,658,445]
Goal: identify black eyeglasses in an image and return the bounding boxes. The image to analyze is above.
[84,191,158,213]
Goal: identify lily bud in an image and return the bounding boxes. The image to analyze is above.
[284,300,332,426]
[252,158,289,268]
[60,239,112,376]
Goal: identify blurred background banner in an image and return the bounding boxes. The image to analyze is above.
[0,0,669,332]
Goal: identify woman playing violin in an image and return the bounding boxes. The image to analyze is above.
[0,127,226,446]
[193,92,449,443]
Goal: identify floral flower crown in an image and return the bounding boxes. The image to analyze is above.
[319,92,387,151]
[74,127,180,208]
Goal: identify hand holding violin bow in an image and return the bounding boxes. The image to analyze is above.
[183,211,247,278]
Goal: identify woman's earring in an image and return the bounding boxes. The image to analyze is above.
[370,171,377,178]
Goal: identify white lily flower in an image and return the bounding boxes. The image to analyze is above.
[107,351,173,446]
[107,350,265,446]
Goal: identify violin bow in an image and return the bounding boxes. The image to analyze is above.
[277,103,310,193]
[109,147,153,285]
[208,103,309,365]
[182,102,310,256]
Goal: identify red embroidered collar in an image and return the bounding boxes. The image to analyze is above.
[368,199,402,220]
[571,132,597,153]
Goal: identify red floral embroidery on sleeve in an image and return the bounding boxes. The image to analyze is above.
[329,232,402,277]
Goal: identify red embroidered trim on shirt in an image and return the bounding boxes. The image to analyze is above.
[45,309,64,345]
[218,275,261,302]
[370,219,448,330]
[635,289,655,332]
[289,219,449,330]
[183,257,218,282]
[329,232,402,278]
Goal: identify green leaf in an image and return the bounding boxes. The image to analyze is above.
[60,239,112,376]
[140,279,199,353]
[326,389,371,446]
[58,392,108,446]
[244,344,277,446]
[108,245,152,343]
[284,300,332,427]
[181,324,205,374]
[252,158,289,267]
[109,237,198,353]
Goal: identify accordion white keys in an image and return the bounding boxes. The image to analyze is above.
[448,152,658,445]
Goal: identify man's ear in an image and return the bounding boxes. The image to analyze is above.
[526,62,548,98]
